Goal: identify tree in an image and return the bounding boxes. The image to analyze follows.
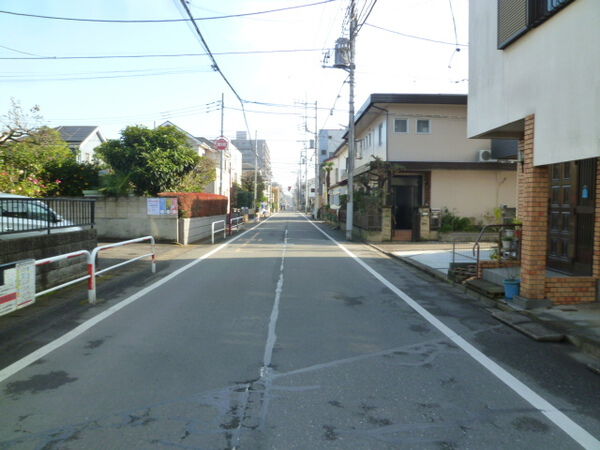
[0,98,42,148]
[177,155,216,192]
[1,127,72,178]
[241,171,267,202]
[0,123,73,196]
[96,125,200,196]
[0,100,102,197]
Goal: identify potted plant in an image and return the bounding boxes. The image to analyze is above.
[501,235,514,250]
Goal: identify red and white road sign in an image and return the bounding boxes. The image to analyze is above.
[215,136,229,151]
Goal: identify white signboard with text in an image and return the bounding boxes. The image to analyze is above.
[0,259,35,317]
[147,198,178,216]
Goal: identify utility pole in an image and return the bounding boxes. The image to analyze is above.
[313,101,319,219]
[253,130,258,213]
[304,146,309,214]
[346,0,356,241]
[297,159,302,211]
[219,93,224,196]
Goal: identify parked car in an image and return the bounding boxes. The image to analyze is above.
[0,193,82,240]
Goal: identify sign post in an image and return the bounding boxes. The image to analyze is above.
[215,136,229,197]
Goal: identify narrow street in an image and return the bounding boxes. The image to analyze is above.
[1,213,599,449]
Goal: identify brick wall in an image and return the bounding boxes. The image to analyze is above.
[545,277,597,304]
[518,115,550,299]
[593,160,600,278]
[477,260,521,279]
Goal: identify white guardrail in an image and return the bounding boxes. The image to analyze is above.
[88,236,156,303]
[31,236,156,305]
[35,250,92,298]
[230,216,244,232]
[211,220,226,244]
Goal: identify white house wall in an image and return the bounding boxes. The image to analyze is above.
[355,119,386,163]
[468,0,600,166]
[78,131,104,163]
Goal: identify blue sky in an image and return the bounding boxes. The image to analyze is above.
[0,0,469,186]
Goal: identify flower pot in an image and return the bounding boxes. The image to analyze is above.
[503,229,515,239]
[503,279,520,300]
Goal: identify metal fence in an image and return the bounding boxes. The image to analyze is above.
[0,197,95,236]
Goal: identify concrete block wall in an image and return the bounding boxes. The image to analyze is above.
[94,197,178,242]
[179,215,227,244]
[0,230,97,292]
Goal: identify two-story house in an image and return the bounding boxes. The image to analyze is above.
[56,126,105,163]
[468,0,599,304]
[329,93,517,241]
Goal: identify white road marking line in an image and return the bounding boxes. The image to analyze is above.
[262,228,288,372]
[303,215,600,450]
[0,216,274,385]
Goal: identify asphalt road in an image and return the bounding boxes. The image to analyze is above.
[1,213,599,449]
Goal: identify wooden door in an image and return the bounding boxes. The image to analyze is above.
[548,159,596,275]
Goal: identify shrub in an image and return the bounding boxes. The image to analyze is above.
[440,208,480,232]
[159,192,227,218]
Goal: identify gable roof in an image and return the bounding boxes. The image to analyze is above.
[56,126,102,144]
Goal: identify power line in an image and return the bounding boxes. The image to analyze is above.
[0,47,326,61]
[0,43,45,57]
[0,68,215,82]
[355,0,378,35]
[364,22,468,47]
[0,0,337,23]
[225,106,303,116]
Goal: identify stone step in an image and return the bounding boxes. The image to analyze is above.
[465,278,505,298]
[492,311,565,342]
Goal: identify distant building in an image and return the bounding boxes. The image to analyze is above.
[318,129,345,163]
[55,126,105,163]
[231,131,272,180]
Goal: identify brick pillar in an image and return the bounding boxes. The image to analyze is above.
[593,159,600,278]
[518,115,549,299]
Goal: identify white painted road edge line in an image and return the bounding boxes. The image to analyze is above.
[0,215,276,385]
[303,215,599,450]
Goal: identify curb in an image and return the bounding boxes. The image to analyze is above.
[368,242,600,364]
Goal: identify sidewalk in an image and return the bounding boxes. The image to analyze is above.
[370,241,600,364]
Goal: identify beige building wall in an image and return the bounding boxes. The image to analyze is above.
[430,169,517,223]
[353,103,491,166]
[386,104,489,162]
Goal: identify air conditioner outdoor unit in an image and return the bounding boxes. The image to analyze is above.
[478,149,497,162]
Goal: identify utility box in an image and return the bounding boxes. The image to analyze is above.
[430,209,441,230]
[419,207,439,240]
[334,38,350,68]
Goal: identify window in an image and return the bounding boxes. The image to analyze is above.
[497,0,576,49]
[394,118,408,133]
[416,119,431,134]
[378,123,383,146]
